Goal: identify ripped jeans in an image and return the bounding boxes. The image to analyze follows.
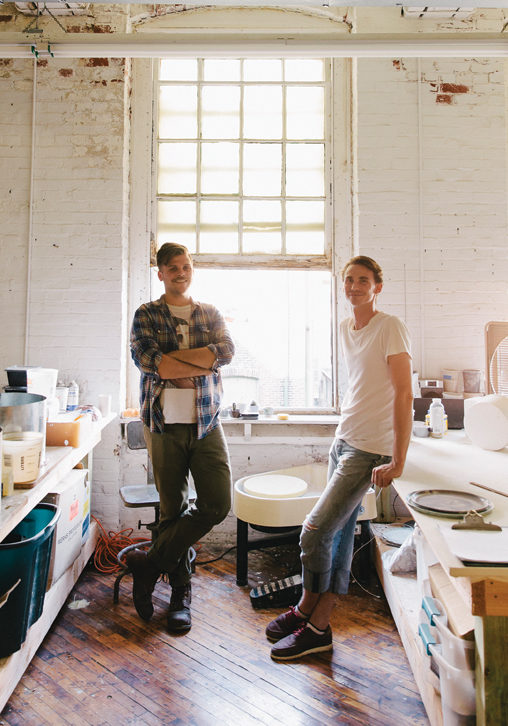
[300,438,390,595]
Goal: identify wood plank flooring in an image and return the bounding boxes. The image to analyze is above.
[0,543,429,726]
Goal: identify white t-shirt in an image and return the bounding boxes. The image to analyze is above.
[336,311,411,456]
[161,303,197,424]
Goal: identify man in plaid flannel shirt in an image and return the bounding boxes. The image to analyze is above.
[128,242,234,633]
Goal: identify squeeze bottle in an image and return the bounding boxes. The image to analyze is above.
[67,381,80,411]
[428,398,445,438]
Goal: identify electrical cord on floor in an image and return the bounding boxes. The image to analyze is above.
[92,515,149,574]
[195,544,237,566]
[349,534,382,599]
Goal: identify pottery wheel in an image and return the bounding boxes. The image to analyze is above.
[242,474,308,499]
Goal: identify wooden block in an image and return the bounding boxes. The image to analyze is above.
[471,579,508,617]
[428,563,474,638]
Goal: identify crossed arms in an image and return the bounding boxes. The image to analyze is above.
[157,347,216,380]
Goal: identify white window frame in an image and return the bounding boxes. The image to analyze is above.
[127,57,347,415]
[153,58,333,271]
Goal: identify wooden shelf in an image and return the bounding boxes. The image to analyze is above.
[373,535,444,726]
[0,521,99,711]
[0,413,116,543]
[0,413,115,712]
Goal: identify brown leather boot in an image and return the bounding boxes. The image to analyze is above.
[125,548,160,621]
[166,583,192,633]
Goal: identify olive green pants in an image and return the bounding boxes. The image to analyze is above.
[143,423,231,587]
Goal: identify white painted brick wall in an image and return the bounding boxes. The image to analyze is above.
[353,57,508,379]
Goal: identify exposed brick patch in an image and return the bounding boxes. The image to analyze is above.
[436,94,453,104]
[37,60,48,68]
[392,59,407,72]
[440,83,469,94]
[59,69,73,77]
[0,58,13,67]
[84,58,109,67]
[92,24,113,33]
[67,23,113,33]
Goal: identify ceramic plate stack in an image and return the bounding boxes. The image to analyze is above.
[406,490,492,518]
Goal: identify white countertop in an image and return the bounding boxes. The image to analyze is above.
[394,430,508,583]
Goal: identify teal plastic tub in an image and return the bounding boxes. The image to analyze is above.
[0,503,60,658]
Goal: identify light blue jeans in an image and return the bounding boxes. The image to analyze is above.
[300,438,390,595]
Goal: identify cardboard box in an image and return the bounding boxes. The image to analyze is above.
[46,413,93,448]
[43,468,88,587]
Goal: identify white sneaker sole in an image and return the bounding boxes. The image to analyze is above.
[270,641,333,661]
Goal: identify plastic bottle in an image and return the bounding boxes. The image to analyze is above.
[66,380,79,411]
[428,398,445,438]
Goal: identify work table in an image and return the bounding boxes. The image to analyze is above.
[374,430,508,726]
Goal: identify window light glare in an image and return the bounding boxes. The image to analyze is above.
[243,86,282,139]
[286,86,324,140]
[203,59,241,81]
[159,86,198,139]
[285,143,325,197]
[202,86,240,139]
[243,58,283,82]
[284,59,324,82]
[159,58,198,82]
[158,142,197,194]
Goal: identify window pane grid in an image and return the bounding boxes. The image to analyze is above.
[156,58,329,259]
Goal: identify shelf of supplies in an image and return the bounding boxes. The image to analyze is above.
[0,521,99,711]
[0,413,115,543]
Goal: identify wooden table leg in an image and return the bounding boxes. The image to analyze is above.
[471,579,508,726]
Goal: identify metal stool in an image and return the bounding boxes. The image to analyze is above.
[113,421,160,603]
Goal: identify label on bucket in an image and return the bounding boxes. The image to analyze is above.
[2,432,43,484]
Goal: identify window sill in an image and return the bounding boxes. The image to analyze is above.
[222,413,339,443]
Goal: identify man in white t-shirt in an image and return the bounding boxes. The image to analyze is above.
[266,255,413,661]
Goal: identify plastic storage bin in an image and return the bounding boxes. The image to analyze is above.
[0,503,60,657]
[419,596,476,725]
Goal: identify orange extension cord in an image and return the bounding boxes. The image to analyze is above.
[92,516,209,573]
[92,515,149,574]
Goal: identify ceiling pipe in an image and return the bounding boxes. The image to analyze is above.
[2,37,508,59]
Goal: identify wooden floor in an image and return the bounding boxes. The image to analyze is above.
[1,543,429,726]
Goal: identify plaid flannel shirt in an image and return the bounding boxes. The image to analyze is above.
[130,295,234,439]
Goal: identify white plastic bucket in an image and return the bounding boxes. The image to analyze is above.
[2,431,44,485]
[433,611,475,671]
[432,646,476,725]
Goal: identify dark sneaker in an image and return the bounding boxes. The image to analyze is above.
[265,606,307,642]
[167,583,192,633]
[125,548,160,621]
[270,624,333,661]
